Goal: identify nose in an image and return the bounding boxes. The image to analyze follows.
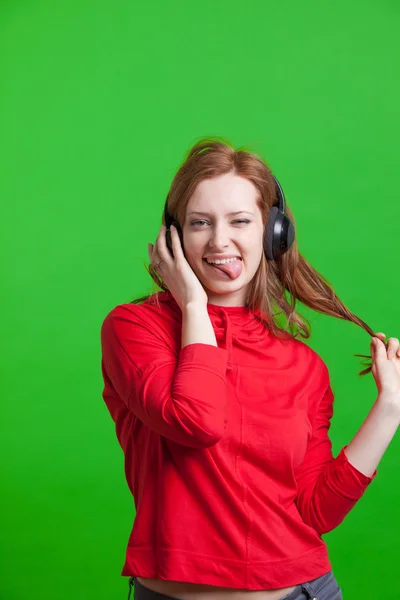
[207,223,231,250]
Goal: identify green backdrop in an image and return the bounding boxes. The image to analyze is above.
[1,1,399,598]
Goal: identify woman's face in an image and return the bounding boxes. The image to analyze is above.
[182,172,265,307]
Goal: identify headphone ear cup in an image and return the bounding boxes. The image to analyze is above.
[264,206,280,260]
[283,216,295,253]
[264,209,295,261]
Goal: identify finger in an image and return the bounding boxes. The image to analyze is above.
[371,337,387,363]
[387,337,399,360]
[370,338,375,360]
[152,226,165,259]
[169,224,185,260]
[156,224,173,264]
[387,338,398,359]
[148,224,163,267]
[373,333,389,352]
[148,242,158,263]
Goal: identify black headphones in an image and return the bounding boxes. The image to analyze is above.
[163,176,295,261]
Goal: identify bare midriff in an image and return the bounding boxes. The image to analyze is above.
[136,577,297,600]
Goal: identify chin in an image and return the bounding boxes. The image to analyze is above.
[205,281,247,294]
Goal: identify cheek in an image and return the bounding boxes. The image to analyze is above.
[244,237,264,261]
[182,240,203,263]
[181,231,199,249]
[181,244,205,272]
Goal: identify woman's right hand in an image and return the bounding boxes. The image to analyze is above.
[148,224,208,311]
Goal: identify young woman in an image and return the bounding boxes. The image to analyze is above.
[100,138,400,600]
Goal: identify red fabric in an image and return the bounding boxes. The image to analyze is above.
[100,291,377,590]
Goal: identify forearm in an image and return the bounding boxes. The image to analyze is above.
[181,302,218,349]
[344,393,400,478]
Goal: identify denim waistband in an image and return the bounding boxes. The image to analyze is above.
[128,570,343,600]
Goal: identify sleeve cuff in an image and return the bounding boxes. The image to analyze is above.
[179,343,228,376]
[331,445,378,500]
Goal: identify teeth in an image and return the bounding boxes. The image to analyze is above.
[206,257,239,265]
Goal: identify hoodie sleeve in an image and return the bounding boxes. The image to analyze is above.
[100,304,229,448]
[294,378,378,535]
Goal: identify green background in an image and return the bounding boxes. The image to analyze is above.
[1,1,399,598]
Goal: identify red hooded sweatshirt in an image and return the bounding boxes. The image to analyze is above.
[100,290,377,590]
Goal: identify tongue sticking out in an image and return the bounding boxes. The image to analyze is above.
[211,259,243,280]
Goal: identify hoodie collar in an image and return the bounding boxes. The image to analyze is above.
[155,291,270,372]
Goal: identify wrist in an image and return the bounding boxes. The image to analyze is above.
[375,392,400,424]
[183,301,208,314]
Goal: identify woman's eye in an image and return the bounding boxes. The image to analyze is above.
[191,219,250,226]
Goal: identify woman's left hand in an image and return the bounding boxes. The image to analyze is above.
[371,332,400,398]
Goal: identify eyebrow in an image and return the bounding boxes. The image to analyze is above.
[187,211,254,217]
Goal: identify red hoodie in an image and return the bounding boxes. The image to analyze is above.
[100,290,377,590]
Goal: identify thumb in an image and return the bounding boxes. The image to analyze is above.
[372,337,386,362]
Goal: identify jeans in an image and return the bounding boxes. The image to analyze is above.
[128,571,343,600]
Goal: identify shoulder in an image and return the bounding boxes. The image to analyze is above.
[101,292,180,339]
[290,337,330,385]
[103,292,166,322]
[102,302,145,329]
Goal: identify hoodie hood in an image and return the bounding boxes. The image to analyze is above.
[153,291,272,372]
